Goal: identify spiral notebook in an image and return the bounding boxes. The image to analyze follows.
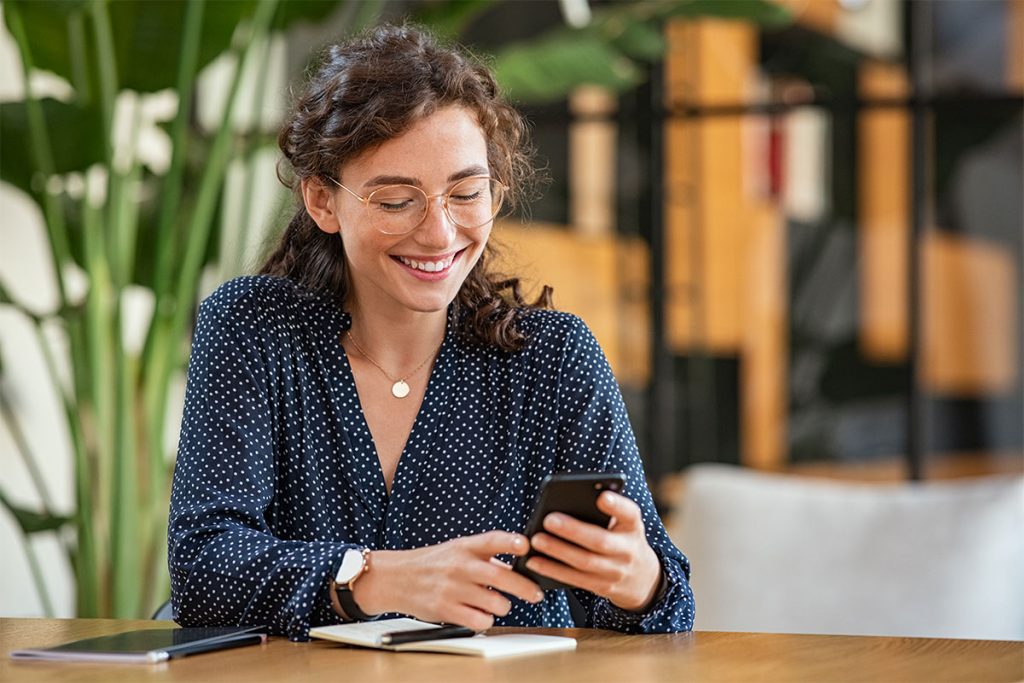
[309,618,576,658]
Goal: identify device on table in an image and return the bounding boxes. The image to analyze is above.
[513,472,626,591]
[9,626,267,664]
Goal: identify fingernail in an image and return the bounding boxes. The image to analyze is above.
[546,513,563,528]
[513,535,526,548]
[534,591,544,602]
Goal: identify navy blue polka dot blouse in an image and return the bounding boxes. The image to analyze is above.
[168,275,695,640]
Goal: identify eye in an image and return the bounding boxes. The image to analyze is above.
[450,190,483,203]
[376,199,414,212]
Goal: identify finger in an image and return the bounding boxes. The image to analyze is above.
[480,558,545,603]
[442,604,496,632]
[464,530,531,557]
[525,555,605,595]
[596,491,644,531]
[542,512,620,555]
[458,583,513,619]
[531,532,619,574]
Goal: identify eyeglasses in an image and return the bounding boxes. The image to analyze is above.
[329,175,507,235]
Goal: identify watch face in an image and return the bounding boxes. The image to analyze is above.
[335,549,365,585]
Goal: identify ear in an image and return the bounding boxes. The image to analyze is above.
[301,177,341,235]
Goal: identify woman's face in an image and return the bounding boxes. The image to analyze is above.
[331,106,493,318]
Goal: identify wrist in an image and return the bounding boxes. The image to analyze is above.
[615,547,664,612]
[330,547,377,620]
[350,549,401,616]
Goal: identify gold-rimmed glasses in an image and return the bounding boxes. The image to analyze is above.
[328,175,507,235]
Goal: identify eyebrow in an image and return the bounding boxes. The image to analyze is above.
[361,164,490,189]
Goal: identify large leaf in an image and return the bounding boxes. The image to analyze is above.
[0,489,73,535]
[652,0,792,25]
[494,33,643,104]
[595,0,791,61]
[0,98,104,198]
[490,0,790,104]
[4,0,343,95]
[603,19,666,62]
[411,0,496,38]
[273,0,343,30]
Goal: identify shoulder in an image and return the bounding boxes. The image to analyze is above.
[198,275,339,336]
[514,308,601,358]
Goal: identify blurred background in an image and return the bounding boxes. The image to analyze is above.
[1,0,1021,638]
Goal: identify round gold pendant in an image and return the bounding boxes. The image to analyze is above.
[391,380,411,398]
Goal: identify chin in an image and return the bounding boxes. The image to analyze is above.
[410,291,462,313]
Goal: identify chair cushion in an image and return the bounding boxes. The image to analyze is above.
[667,463,1024,640]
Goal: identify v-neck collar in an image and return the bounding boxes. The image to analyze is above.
[319,302,459,524]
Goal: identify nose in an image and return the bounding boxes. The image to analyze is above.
[414,194,457,247]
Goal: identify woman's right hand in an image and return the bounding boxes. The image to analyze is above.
[350,531,544,630]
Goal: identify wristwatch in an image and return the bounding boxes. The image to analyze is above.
[331,547,376,621]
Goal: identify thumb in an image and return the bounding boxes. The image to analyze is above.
[597,491,643,532]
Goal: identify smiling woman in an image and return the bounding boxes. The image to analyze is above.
[166,24,695,641]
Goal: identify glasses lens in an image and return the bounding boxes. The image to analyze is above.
[367,185,426,234]
[446,177,504,229]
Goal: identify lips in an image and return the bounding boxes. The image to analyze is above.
[391,248,466,277]
[395,253,456,273]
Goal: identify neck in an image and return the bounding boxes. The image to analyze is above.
[345,302,448,372]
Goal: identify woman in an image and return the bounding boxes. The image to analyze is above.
[168,24,694,641]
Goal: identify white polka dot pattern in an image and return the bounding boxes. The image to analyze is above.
[168,275,695,640]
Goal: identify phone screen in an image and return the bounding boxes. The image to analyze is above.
[513,472,626,591]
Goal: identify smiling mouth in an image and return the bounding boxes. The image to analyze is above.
[392,249,464,274]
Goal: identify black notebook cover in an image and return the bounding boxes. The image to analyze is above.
[10,626,267,664]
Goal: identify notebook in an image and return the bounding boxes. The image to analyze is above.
[9,626,267,664]
[309,618,577,658]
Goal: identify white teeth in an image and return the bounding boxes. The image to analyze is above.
[398,255,454,272]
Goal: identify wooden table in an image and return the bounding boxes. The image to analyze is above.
[1,619,1021,683]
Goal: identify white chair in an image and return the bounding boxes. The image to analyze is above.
[666,463,1024,640]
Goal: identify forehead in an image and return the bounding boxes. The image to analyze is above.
[343,106,488,183]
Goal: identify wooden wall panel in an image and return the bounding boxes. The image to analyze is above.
[858,61,910,363]
[922,232,1019,395]
[569,86,617,238]
[1010,0,1024,91]
[493,223,650,386]
[776,0,839,35]
[742,203,788,469]
[665,21,758,354]
[665,20,786,469]
[665,119,697,351]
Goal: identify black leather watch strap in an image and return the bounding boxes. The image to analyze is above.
[335,584,377,621]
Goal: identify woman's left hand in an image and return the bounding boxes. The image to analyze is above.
[525,490,663,611]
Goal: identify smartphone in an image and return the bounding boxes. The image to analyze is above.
[513,472,626,591]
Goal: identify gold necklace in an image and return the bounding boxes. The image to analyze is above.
[343,330,441,399]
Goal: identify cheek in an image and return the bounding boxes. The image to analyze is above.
[339,229,396,264]
[468,226,492,254]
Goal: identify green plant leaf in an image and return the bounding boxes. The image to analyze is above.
[273,0,344,31]
[490,0,790,104]
[108,1,256,92]
[1,2,84,89]
[602,19,666,62]
[0,489,72,535]
[5,0,343,95]
[0,98,105,198]
[494,32,643,104]
[411,0,496,38]
[651,0,792,26]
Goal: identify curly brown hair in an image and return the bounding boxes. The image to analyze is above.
[260,24,551,351]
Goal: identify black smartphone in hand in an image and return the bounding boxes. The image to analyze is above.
[513,472,626,591]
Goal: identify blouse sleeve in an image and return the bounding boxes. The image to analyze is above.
[553,316,695,633]
[167,286,348,640]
